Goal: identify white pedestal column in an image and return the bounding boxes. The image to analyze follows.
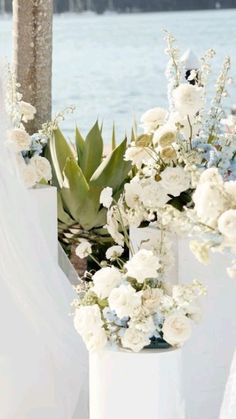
[90,348,184,419]
[29,185,58,262]
[179,239,236,419]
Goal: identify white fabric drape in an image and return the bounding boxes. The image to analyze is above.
[0,80,88,418]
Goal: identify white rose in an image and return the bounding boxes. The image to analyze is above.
[199,168,223,185]
[19,101,36,122]
[190,241,210,265]
[140,179,169,209]
[224,181,236,206]
[141,107,167,133]
[125,249,160,283]
[74,304,103,336]
[92,266,123,299]
[82,328,107,352]
[121,327,150,352]
[100,187,113,208]
[7,128,31,153]
[30,155,52,182]
[193,182,228,227]
[108,284,141,319]
[124,145,151,169]
[124,177,143,209]
[218,210,236,240]
[162,313,192,346]
[142,288,163,314]
[160,167,191,197]
[20,163,38,188]
[106,245,124,261]
[173,83,204,117]
[153,124,176,147]
[75,240,92,259]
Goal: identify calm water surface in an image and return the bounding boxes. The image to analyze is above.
[1,9,236,142]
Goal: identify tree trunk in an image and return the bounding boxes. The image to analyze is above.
[12,0,53,133]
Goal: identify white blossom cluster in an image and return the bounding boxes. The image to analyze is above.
[189,168,236,278]
[5,66,52,188]
[73,238,206,352]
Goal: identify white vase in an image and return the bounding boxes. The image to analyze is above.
[29,185,58,262]
[130,225,179,284]
[90,347,185,419]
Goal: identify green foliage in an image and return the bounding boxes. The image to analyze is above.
[47,122,131,232]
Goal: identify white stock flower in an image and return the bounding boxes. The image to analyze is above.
[129,316,156,335]
[141,107,167,133]
[108,284,141,319]
[218,210,236,241]
[124,145,151,169]
[121,327,150,352]
[20,163,38,188]
[7,128,31,153]
[82,327,107,352]
[100,187,113,208]
[160,167,191,197]
[106,245,124,261]
[105,208,124,246]
[153,124,176,147]
[30,155,52,182]
[124,177,143,209]
[190,241,210,265]
[125,249,160,283]
[193,182,228,227]
[19,101,36,122]
[162,313,192,346]
[75,240,92,259]
[173,83,204,117]
[74,304,103,336]
[140,180,169,209]
[92,266,123,299]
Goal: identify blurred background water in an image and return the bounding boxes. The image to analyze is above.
[1,9,236,142]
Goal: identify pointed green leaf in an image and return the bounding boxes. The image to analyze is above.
[112,123,116,151]
[48,128,75,187]
[61,158,89,221]
[57,192,75,225]
[80,121,103,181]
[75,126,85,166]
[90,139,131,194]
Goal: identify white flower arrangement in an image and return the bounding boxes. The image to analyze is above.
[4,66,52,188]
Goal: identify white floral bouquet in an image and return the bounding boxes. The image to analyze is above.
[121,32,235,230]
[4,67,52,188]
[187,167,236,278]
[73,188,206,353]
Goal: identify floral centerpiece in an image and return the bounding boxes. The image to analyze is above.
[73,188,206,353]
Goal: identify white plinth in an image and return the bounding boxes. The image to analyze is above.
[179,239,236,419]
[29,185,58,262]
[130,226,179,283]
[90,348,185,419]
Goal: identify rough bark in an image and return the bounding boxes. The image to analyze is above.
[13,0,53,133]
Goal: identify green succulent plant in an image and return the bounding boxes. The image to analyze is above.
[46,122,131,270]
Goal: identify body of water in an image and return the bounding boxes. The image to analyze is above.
[0,9,236,142]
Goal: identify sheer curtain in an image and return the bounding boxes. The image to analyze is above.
[0,79,88,419]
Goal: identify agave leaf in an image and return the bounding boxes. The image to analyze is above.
[75,126,85,166]
[48,128,75,187]
[90,139,131,194]
[61,158,90,221]
[112,123,116,151]
[80,121,103,181]
[57,191,75,225]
